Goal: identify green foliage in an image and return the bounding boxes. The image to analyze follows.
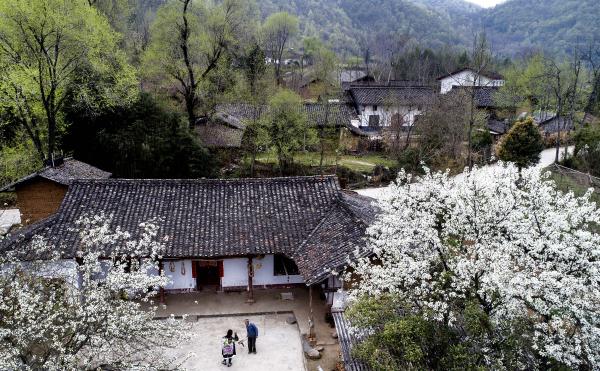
[261,90,313,171]
[498,117,544,169]
[347,295,545,371]
[63,93,214,179]
[241,44,268,97]
[262,12,299,41]
[0,0,137,160]
[257,0,600,57]
[481,0,600,57]
[0,142,40,188]
[569,123,600,177]
[347,296,485,370]
[143,0,256,124]
[472,127,493,151]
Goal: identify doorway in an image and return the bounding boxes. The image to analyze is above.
[195,260,223,290]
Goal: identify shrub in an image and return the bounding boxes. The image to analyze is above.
[497,117,544,169]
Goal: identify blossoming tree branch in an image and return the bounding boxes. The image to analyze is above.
[0,215,189,370]
[347,163,600,370]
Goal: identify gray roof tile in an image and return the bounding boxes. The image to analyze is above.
[2,176,377,283]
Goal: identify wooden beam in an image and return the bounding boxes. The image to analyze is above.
[158,259,165,304]
[309,285,316,341]
[246,256,255,304]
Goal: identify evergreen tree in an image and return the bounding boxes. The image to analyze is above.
[497,117,544,169]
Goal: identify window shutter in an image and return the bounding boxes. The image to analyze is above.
[218,261,224,277]
[191,261,197,278]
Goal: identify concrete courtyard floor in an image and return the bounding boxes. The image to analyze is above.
[154,287,341,371]
[165,314,305,371]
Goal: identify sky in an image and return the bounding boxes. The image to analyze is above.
[464,0,507,7]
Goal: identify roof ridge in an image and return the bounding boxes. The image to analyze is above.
[70,175,340,185]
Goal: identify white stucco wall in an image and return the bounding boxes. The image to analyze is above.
[359,105,422,127]
[440,70,504,94]
[252,254,304,286]
[222,255,304,288]
[163,259,196,290]
[162,255,305,290]
[222,258,248,287]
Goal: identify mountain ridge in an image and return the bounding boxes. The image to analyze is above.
[256,0,600,57]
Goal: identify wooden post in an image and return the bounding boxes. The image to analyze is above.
[246,256,255,304]
[309,285,316,342]
[158,259,165,304]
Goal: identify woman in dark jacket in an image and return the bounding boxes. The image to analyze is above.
[221,329,239,367]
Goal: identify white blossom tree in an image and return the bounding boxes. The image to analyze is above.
[348,163,600,369]
[0,214,189,370]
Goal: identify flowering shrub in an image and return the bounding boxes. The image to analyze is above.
[0,214,189,370]
[348,163,600,369]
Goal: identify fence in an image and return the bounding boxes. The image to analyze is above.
[548,163,600,191]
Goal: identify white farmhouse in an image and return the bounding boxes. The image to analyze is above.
[2,176,377,305]
[347,81,435,131]
[438,68,505,94]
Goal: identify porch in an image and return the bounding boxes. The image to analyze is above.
[154,287,342,371]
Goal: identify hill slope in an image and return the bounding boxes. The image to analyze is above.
[481,0,600,56]
[257,0,478,55]
[257,0,600,57]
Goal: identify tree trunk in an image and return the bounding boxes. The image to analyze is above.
[555,104,562,164]
[468,88,475,170]
[180,0,197,129]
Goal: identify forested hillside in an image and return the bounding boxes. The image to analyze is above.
[126,0,600,57]
[481,0,600,56]
[256,0,477,56]
[257,0,600,57]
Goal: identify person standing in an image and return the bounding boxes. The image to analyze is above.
[222,329,239,367]
[244,319,258,354]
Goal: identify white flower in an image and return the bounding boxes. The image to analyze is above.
[347,163,600,369]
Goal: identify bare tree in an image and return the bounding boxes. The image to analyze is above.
[261,12,298,86]
[583,40,600,116]
[542,54,584,163]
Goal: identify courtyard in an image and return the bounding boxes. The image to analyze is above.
[165,314,305,371]
[154,287,341,371]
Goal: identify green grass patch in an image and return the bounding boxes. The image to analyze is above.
[253,152,396,173]
[547,169,600,205]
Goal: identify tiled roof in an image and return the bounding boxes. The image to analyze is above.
[349,86,435,106]
[0,158,111,192]
[487,119,510,135]
[449,86,499,108]
[2,176,377,283]
[339,69,368,83]
[216,103,369,137]
[538,116,574,134]
[332,311,372,371]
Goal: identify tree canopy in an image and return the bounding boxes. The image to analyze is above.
[497,117,545,169]
[348,164,600,370]
[0,0,137,161]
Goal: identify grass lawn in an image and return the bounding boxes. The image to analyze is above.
[254,152,396,173]
[547,168,600,205]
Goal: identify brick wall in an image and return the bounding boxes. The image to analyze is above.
[16,178,67,224]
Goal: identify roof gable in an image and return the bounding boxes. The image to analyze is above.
[0,158,111,192]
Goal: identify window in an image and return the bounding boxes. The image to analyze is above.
[373,105,378,111]
[274,254,300,276]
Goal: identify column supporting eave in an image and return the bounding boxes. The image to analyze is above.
[246,256,255,304]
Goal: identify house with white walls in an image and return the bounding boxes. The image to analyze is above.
[1,176,377,304]
[347,81,435,132]
[437,68,505,94]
